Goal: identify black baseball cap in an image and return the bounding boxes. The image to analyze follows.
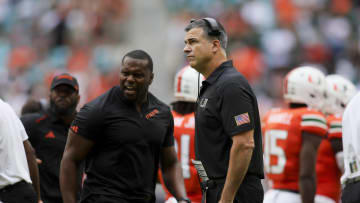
[50,73,79,92]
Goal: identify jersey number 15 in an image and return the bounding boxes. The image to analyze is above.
[264,130,288,174]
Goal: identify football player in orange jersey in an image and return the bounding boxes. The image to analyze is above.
[159,65,204,203]
[263,66,328,203]
[315,75,357,203]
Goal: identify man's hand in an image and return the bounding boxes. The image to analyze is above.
[164,197,191,203]
[160,146,187,201]
[165,197,177,203]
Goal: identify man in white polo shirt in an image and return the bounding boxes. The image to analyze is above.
[341,91,360,203]
[0,98,41,203]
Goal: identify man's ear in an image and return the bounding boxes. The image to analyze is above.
[76,95,81,106]
[149,73,154,85]
[48,91,53,100]
[212,40,221,53]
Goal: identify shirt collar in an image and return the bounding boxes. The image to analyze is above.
[46,108,62,123]
[46,108,76,125]
[203,60,233,85]
[115,86,151,110]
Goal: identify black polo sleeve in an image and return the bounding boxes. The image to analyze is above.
[162,111,174,147]
[20,113,40,146]
[70,104,104,141]
[219,82,255,136]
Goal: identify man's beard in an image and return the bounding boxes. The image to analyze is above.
[50,99,77,116]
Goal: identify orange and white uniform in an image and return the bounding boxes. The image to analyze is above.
[263,107,327,203]
[315,114,342,203]
[159,111,202,203]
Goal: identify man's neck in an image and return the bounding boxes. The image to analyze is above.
[135,93,148,113]
[200,53,227,78]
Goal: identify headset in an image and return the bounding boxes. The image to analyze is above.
[190,17,221,36]
[189,18,221,102]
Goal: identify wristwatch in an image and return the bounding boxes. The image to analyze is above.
[178,197,191,203]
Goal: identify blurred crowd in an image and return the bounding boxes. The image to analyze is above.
[1,0,360,117]
[0,0,129,114]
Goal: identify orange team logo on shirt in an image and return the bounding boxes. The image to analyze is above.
[71,125,79,133]
[45,131,55,139]
[36,115,47,123]
[145,109,159,119]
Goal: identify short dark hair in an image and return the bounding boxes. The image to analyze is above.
[21,99,43,115]
[122,50,153,72]
[171,101,196,115]
[185,18,228,49]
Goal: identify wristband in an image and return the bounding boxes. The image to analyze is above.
[178,197,191,203]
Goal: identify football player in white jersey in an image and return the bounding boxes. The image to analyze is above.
[341,83,360,203]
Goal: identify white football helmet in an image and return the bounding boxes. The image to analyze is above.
[174,65,204,102]
[283,66,326,110]
[323,74,357,115]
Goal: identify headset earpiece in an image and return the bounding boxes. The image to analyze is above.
[202,18,221,36]
[189,17,221,36]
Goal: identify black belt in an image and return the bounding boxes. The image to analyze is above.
[345,176,360,186]
[200,174,261,192]
[200,178,225,203]
[199,174,262,203]
[0,180,28,193]
[200,178,225,191]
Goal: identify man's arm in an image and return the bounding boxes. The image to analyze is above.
[299,132,322,203]
[160,146,188,203]
[60,130,94,203]
[23,140,41,202]
[219,129,254,203]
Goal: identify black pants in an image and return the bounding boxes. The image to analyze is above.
[41,196,62,203]
[0,181,37,203]
[204,175,263,203]
[81,194,154,203]
[342,181,360,203]
[81,194,129,203]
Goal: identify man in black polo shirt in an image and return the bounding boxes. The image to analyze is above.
[21,73,81,203]
[183,18,264,203]
[60,50,190,203]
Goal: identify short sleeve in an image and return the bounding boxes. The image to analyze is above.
[16,118,28,141]
[328,118,342,139]
[20,114,38,144]
[0,114,4,139]
[219,82,254,136]
[300,111,328,137]
[162,112,174,147]
[70,104,104,141]
[1,104,28,142]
